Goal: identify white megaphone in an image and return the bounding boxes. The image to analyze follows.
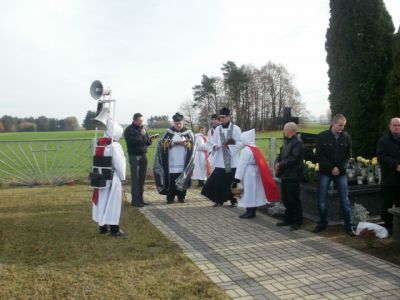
[92,106,110,127]
[90,80,111,100]
[90,80,114,127]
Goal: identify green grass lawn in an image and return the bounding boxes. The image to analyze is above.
[0,185,229,299]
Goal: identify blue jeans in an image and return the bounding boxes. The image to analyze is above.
[317,174,352,230]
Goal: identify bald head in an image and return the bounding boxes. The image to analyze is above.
[283,122,298,138]
[389,118,400,135]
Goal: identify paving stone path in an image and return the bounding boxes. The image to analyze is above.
[135,188,400,300]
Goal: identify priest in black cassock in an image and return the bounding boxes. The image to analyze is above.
[201,107,242,207]
[153,113,194,204]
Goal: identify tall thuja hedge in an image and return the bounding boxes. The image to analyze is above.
[326,0,394,157]
[382,28,400,127]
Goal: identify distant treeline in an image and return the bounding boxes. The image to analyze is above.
[0,115,80,132]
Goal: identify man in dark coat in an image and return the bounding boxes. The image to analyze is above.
[377,117,400,235]
[274,122,304,231]
[124,113,157,207]
[312,113,354,236]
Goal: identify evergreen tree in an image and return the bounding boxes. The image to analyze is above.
[221,61,249,127]
[36,116,49,131]
[326,0,394,157]
[192,75,220,126]
[82,110,97,130]
[382,28,400,127]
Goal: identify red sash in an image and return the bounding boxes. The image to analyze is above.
[92,137,112,205]
[248,145,280,202]
[95,137,112,157]
[201,135,211,176]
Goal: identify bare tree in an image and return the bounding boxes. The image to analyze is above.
[179,99,198,131]
[191,61,304,130]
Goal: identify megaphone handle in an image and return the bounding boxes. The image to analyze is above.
[96,102,103,115]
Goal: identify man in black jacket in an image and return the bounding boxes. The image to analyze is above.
[274,122,304,231]
[124,113,156,207]
[313,113,354,236]
[377,117,400,235]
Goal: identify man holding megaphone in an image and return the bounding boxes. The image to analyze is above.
[124,113,158,207]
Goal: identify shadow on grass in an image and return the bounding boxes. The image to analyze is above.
[0,186,229,300]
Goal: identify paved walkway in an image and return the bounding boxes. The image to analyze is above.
[136,188,400,300]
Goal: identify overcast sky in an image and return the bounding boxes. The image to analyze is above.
[1,0,399,125]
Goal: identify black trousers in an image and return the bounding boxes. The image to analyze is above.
[129,154,148,205]
[381,186,400,229]
[281,178,303,225]
[167,173,186,202]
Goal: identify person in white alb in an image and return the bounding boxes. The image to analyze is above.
[192,126,210,187]
[92,119,127,237]
[207,113,220,169]
[234,129,280,218]
[207,113,220,140]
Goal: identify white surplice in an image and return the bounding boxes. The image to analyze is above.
[92,120,126,226]
[208,122,242,169]
[168,132,187,173]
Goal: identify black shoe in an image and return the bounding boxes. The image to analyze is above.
[312,225,326,233]
[99,226,109,234]
[142,202,149,206]
[242,214,255,219]
[383,224,393,235]
[239,212,249,219]
[345,229,356,237]
[290,224,301,231]
[276,222,291,227]
[110,230,128,237]
[178,198,185,203]
[132,203,144,208]
[167,201,174,205]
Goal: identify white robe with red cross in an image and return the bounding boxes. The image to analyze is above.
[92,120,126,226]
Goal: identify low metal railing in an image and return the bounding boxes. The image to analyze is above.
[0,137,282,186]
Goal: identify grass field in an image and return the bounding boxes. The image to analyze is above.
[0,185,229,299]
[0,123,328,186]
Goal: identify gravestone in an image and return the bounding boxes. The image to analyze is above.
[299,132,317,163]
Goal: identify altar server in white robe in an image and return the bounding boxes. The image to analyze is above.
[192,127,210,187]
[206,114,220,169]
[234,129,280,218]
[92,119,127,237]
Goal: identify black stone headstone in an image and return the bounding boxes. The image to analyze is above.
[299,132,317,162]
